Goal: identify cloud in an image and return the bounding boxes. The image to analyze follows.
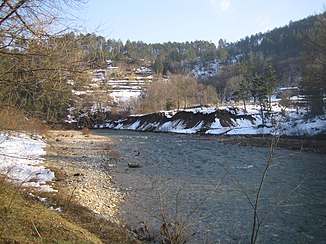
[209,0,231,11]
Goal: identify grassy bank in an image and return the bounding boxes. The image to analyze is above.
[0,163,138,244]
[0,177,103,243]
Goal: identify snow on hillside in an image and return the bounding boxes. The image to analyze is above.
[110,89,142,101]
[0,133,55,192]
[192,59,220,78]
[97,104,326,137]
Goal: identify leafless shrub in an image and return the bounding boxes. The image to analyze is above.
[222,136,305,244]
[131,177,222,243]
[108,149,121,163]
[104,142,113,151]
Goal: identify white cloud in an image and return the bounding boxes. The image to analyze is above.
[220,0,230,11]
[209,0,231,11]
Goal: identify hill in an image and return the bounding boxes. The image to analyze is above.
[71,12,324,115]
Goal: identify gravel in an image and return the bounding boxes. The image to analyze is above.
[45,130,125,224]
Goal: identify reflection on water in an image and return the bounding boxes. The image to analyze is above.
[94,129,326,243]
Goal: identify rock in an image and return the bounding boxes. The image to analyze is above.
[128,162,141,168]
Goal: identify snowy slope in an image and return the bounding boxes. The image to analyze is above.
[96,104,326,137]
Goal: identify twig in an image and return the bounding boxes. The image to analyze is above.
[66,186,77,211]
[250,136,279,244]
[0,215,5,237]
[0,153,41,161]
[32,220,43,243]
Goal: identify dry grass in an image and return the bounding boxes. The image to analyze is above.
[0,177,102,243]
[0,107,49,135]
[0,169,139,244]
[81,127,90,136]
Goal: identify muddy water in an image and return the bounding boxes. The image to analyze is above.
[94,129,326,243]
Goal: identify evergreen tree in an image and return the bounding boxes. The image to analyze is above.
[301,13,326,115]
[153,56,164,75]
[236,79,251,112]
[252,74,268,124]
[264,64,278,110]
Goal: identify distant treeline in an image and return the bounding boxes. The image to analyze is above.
[75,13,323,83]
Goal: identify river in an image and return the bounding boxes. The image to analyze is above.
[94,129,326,243]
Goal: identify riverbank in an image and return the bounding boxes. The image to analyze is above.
[45,130,139,243]
[188,134,326,154]
[91,106,326,138]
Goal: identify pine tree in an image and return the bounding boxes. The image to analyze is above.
[301,13,326,116]
[264,64,278,110]
[236,79,251,112]
[252,74,268,124]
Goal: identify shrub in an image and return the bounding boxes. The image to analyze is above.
[81,127,90,137]
[0,106,48,134]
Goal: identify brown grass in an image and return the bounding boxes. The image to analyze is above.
[0,177,101,243]
[0,168,139,244]
[0,106,49,135]
[81,127,90,137]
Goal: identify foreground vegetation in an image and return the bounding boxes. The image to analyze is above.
[0,177,99,243]
[0,169,138,243]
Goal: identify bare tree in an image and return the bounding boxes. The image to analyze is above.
[135,79,172,113]
[168,74,198,110]
[0,0,88,122]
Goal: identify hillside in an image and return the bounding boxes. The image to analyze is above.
[1,5,324,126]
[68,12,325,118]
[81,13,323,81]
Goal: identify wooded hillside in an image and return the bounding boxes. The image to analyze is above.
[0,2,324,124]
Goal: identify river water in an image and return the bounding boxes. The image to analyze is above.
[94,129,326,243]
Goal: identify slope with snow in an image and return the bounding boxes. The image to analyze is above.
[96,104,326,137]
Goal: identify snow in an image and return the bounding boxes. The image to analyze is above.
[100,103,326,137]
[160,121,204,134]
[0,133,56,192]
[192,59,220,78]
[128,120,141,130]
[110,89,142,102]
[184,106,216,114]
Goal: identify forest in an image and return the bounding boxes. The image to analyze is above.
[72,12,326,117]
[77,13,320,82]
[0,1,325,126]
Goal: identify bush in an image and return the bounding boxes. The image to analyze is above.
[0,106,48,134]
[81,127,90,136]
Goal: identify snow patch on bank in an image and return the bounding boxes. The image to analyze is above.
[0,133,56,192]
[99,104,326,137]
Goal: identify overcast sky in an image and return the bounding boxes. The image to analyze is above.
[71,0,325,44]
